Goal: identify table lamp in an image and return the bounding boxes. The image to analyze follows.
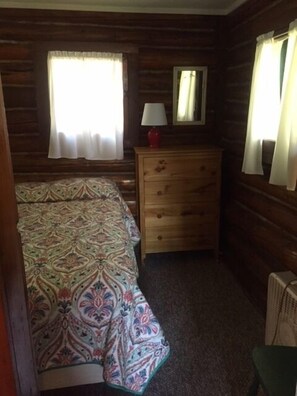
[141,103,167,148]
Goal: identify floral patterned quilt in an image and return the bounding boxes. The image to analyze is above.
[16,178,169,395]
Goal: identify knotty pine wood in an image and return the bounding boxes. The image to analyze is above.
[221,0,297,311]
[135,146,222,262]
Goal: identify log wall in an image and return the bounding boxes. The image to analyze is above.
[0,8,222,217]
[1,1,297,314]
[0,13,222,392]
[221,0,297,312]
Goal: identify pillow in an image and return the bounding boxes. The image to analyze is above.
[15,177,120,203]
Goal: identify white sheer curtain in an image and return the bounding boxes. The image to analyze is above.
[177,70,196,122]
[270,20,297,190]
[242,32,283,174]
[48,51,124,160]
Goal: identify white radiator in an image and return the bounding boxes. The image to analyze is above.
[265,271,297,346]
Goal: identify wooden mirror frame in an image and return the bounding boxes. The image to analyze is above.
[173,66,207,125]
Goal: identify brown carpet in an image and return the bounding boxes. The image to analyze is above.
[42,251,265,396]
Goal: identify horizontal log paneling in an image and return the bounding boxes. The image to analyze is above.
[7,2,297,392]
[0,8,220,210]
[223,121,246,141]
[0,43,33,61]
[139,71,172,92]
[5,1,297,317]
[0,9,218,28]
[1,70,35,86]
[226,203,297,271]
[224,229,271,312]
[221,0,297,311]
[230,183,297,237]
[3,86,36,108]
[225,226,279,286]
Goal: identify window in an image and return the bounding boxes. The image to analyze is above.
[242,19,297,191]
[48,51,124,160]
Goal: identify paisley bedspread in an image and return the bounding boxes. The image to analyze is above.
[16,178,170,395]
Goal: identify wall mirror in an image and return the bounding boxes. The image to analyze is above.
[173,66,207,125]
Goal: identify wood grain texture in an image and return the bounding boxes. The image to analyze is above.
[221,0,297,311]
[135,146,222,262]
[0,0,296,327]
[0,7,221,233]
[0,75,38,395]
[0,7,219,163]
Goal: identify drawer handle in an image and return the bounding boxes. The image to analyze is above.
[200,165,206,171]
[157,214,162,219]
[157,190,162,195]
[157,235,162,240]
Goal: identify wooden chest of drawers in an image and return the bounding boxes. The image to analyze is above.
[134,146,223,262]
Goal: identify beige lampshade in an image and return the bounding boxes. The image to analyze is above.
[141,103,167,126]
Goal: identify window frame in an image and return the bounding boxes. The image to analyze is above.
[34,42,139,155]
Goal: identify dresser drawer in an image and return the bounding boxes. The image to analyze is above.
[134,146,223,262]
[143,155,220,181]
[145,223,216,253]
[144,178,218,204]
[144,202,218,228]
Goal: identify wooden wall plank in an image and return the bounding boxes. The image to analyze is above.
[0,8,221,223]
[221,0,297,310]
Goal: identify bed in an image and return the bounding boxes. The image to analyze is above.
[15,177,170,395]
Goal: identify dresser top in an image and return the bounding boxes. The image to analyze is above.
[134,145,223,155]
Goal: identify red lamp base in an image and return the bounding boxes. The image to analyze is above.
[147,127,160,148]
